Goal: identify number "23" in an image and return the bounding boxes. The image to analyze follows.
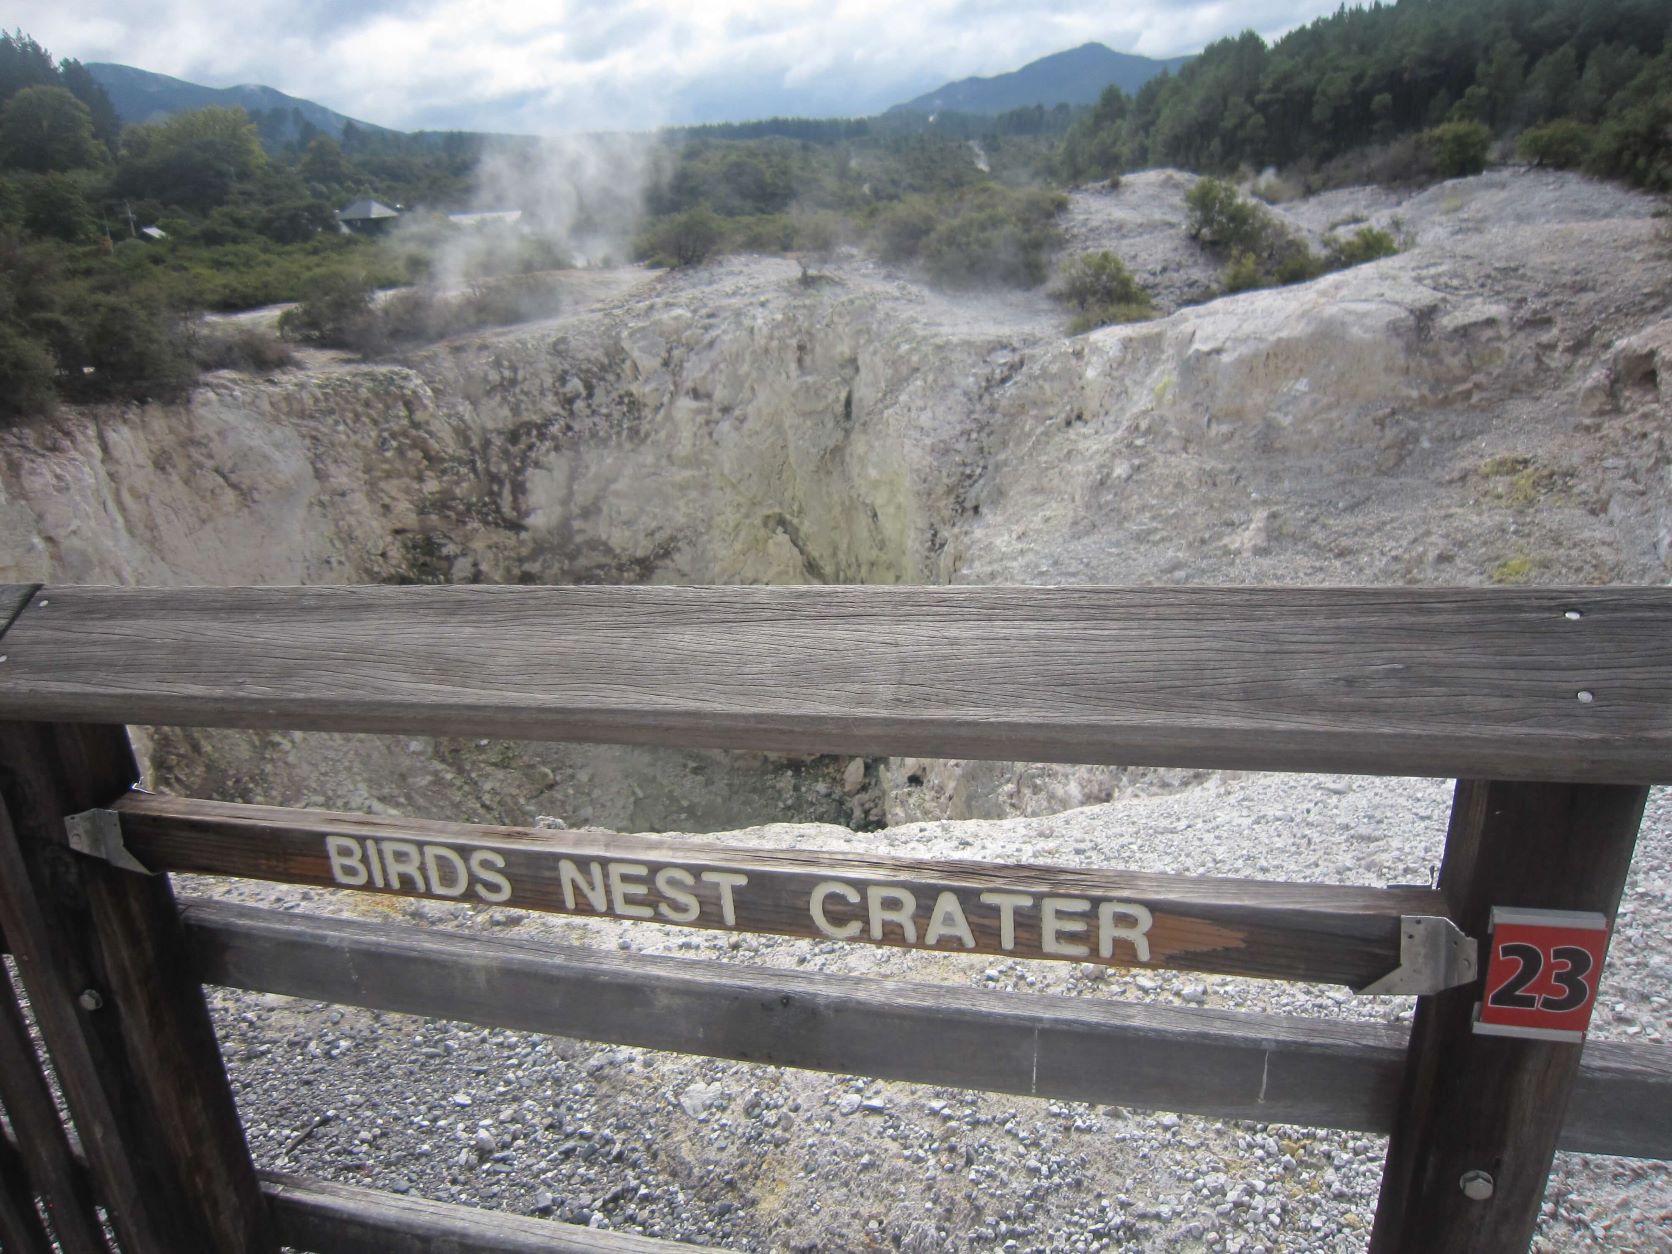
[1486,943,1593,1014]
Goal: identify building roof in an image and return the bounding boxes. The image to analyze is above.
[339,199,398,222]
[447,209,523,227]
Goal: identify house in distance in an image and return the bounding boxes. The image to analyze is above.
[338,199,399,235]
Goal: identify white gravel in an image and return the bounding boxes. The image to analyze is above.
[193,770,1672,1252]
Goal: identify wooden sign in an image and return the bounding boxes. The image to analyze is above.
[1474,906,1611,1043]
[110,793,1458,990]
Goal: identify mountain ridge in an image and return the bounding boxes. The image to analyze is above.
[85,61,392,142]
[888,42,1192,116]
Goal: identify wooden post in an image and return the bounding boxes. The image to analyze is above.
[1370,780,1649,1253]
[0,1120,53,1254]
[0,961,107,1252]
[0,720,276,1253]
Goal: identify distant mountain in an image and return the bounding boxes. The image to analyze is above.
[888,42,1192,116]
[85,62,392,142]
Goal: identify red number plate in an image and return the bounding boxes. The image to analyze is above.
[1474,907,1610,1042]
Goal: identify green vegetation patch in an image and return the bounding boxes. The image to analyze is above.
[1052,250,1155,332]
[1476,454,1571,506]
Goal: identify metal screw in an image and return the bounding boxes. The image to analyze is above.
[77,989,103,1012]
[36,599,47,608]
[1459,1169,1495,1201]
[1563,609,1582,620]
[1577,690,1595,704]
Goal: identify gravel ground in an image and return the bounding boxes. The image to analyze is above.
[190,771,1672,1252]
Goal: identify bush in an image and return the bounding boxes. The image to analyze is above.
[923,209,1049,288]
[1517,119,1594,170]
[639,206,724,267]
[60,293,196,404]
[1067,303,1155,334]
[278,270,378,351]
[19,173,98,243]
[870,199,939,262]
[919,187,1065,289]
[1185,177,1270,253]
[1054,251,1152,316]
[1222,250,1267,293]
[1324,225,1399,268]
[188,321,295,373]
[1273,247,1326,284]
[0,320,57,422]
[1588,94,1672,192]
[1420,121,1491,178]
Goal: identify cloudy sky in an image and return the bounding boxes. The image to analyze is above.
[23,1,1345,133]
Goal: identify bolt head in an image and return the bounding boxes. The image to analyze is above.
[77,990,103,1012]
[1459,1169,1495,1201]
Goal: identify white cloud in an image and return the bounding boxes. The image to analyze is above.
[14,0,1346,132]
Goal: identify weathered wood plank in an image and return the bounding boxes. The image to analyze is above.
[0,1122,52,1254]
[0,960,107,1252]
[117,794,1447,989]
[1369,781,1649,1253]
[0,722,276,1253]
[180,897,1672,1157]
[0,585,1668,782]
[261,1171,709,1253]
[0,586,40,644]
[1564,1036,1672,1160]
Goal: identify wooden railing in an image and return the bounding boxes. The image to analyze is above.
[0,583,1666,1253]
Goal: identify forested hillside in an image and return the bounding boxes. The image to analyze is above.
[1060,0,1671,189]
[3,0,1669,423]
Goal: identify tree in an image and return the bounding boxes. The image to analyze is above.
[0,31,56,104]
[0,319,56,422]
[56,59,120,151]
[117,106,266,212]
[20,172,97,241]
[0,85,103,172]
[300,135,351,190]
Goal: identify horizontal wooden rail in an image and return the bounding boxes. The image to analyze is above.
[119,794,1447,988]
[262,1172,704,1253]
[182,898,1672,1158]
[1,584,1669,782]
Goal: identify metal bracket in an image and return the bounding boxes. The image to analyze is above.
[1355,915,1477,996]
[63,809,155,876]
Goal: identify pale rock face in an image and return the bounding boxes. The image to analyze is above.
[1,167,1667,828]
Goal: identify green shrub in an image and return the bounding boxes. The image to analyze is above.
[1054,250,1152,315]
[870,199,940,262]
[1420,121,1492,178]
[1067,303,1155,333]
[61,293,196,403]
[278,270,378,350]
[1324,225,1399,268]
[638,206,724,267]
[1273,246,1326,284]
[1222,250,1267,293]
[188,322,295,373]
[0,320,57,422]
[19,172,96,243]
[1588,95,1672,192]
[724,213,796,255]
[1517,119,1594,170]
[1185,177,1270,253]
[918,187,1065,289]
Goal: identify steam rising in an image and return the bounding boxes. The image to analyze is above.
[425,133,664,292]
